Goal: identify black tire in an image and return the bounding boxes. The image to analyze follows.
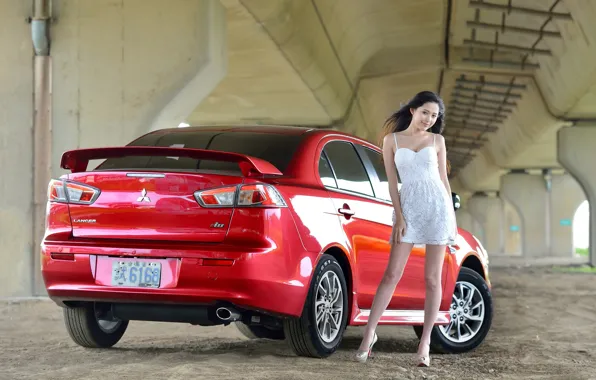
[283,254,349,358]
[413,267,493,354]
[234,322,285,340]
[63,306,128,348]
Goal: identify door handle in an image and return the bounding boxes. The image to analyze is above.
[448,244,460,253]
[338,208,355,216]
[338,203,355,218]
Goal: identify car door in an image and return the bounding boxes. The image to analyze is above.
[354,144,429,310]
[320,140,394,310]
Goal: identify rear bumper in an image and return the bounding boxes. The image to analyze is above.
[41,242,317,318]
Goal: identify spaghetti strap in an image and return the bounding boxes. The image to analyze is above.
[393,133,398,148]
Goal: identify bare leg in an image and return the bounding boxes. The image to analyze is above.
[416,244,447,362]
[357,241,414,352]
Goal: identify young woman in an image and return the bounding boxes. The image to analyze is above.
[354,91,457,367]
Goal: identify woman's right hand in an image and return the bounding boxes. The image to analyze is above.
[394,216,406,243]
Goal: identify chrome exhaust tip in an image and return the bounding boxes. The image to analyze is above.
[216,307,240,321]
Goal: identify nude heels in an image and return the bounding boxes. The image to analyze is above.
[355,333,378,363]
[416,342,431,367]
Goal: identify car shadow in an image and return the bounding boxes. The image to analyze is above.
[338,335,420,354]
[110,337,296,359]
[108,335,422,360]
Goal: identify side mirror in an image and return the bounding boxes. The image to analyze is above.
[452,192,461,211]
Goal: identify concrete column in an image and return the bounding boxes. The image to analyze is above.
[0,1,34,297]
[0,0,227,297]
[456,208,482,239]
[550,174,586,257]
[500,173,549,257]
[558,126,596,266]
[502,199,522,256]
[467,194,503,255]
[52,0,227,171]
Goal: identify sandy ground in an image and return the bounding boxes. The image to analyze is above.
[1,267,596,380]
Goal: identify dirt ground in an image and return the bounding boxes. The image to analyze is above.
[1,267,595,380]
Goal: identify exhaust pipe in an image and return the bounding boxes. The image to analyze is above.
[215,307,241,322]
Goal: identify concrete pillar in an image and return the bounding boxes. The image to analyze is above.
[550,174,586,257]
[502,199,522,256]
[467,194,503,255]
[0,0,227,297]
[500,173,549,257]
[456,208,482,239]
[558,126,596,266]
[0,1,34,297]
[52,0,227,170]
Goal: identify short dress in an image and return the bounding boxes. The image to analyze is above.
[389,133,457,246]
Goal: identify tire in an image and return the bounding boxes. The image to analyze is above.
[413,267,493,354]
[283,254,349,358]
[235,322,285,340]
[63,305,128,348]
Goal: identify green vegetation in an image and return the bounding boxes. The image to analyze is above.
[553,265,596,273]
[576,247,589,256]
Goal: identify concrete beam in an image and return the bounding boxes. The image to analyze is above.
[239,0,352,122]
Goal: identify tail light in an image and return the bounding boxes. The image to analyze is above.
[48,179,100,204]
[194,184,286,208]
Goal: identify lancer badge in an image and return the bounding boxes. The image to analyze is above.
[136,188,151,203]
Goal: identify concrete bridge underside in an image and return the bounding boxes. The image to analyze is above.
[1,0,595,297]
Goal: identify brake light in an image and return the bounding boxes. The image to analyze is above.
[48,179,100,204]
[194,184,286,208]
[238,184,285,206]
[195,186,236,207]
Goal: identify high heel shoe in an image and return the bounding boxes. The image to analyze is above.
[355,333,378,363]
[415,342,430,367]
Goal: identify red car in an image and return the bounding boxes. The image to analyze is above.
[41,125,492,358]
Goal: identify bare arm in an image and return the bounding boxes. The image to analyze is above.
[382,133,403,218]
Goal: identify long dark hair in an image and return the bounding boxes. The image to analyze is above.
[379,91,446,146]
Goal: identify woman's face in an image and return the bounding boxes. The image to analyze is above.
[411,102,439,131]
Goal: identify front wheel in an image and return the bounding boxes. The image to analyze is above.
[414,267,493,353]
[284,254,349,358]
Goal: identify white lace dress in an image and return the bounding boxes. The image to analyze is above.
[390,133,457,246]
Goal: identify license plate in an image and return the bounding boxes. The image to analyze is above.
[111,259,162,288]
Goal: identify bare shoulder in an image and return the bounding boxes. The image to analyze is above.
[382,133,395,147]
[434,133,446,151]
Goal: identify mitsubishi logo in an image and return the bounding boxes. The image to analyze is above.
[136,188,151,203]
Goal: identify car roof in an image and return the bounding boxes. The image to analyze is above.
[146,124,381,152]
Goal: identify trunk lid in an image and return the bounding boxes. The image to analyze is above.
[67,171,243,242]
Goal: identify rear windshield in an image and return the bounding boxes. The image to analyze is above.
[95,130,304,174]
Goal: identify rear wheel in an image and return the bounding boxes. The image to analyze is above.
[234,322,285,340]
[284,254,349,358]
[63,304,128,348]
[413,267,493,353]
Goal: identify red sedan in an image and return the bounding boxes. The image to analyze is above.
[41,125,492,358]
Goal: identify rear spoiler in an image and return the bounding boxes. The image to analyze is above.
[60,146,283,177]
